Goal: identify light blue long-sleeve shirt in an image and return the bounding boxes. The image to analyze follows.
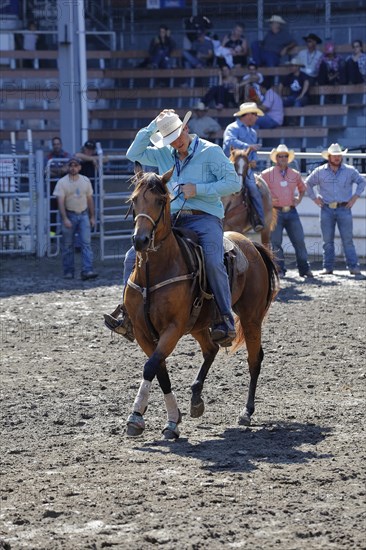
[305,163,366,202]
[126,119,241,219]
[222,119,259,160]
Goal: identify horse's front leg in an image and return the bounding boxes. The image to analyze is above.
[127,329,182,438]
[190,329,219,418]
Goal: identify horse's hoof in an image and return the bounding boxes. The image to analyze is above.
[126,412,145,437]
[190,395,205,418]
[238,412,251,426]
[162,420,180,439]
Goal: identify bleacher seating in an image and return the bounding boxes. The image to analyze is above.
[1,48,365,151]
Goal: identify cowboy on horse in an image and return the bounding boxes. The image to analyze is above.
[104,109,241,347]
[223,101,266,232]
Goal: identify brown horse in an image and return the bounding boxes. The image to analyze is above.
[222,148,277,247]
[124,164,279,439]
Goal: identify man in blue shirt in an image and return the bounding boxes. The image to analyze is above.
[223,101,265,231]
[305,143,365,275]
[104,109,241,346]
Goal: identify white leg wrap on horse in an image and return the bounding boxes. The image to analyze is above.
[164,392,179,422]
[133,379,151,414]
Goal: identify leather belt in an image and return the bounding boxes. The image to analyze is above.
[326,202,348,209]
[274,206,295,212]
[66,208,88,214]
[180,209,207,216]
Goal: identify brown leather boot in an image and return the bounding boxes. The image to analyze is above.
[103,304,135,342]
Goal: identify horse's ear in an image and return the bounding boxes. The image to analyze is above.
[134,161,143,177]
[161,166,175,186]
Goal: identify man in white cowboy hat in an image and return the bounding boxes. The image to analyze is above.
[279,57,310,107]
[297,33,323,84]
[223,101,265,231]
[305,143,365,276]
[251,15,296,68]
[104,109,241,346]
[261,145,313,278]
[188,101,222,140]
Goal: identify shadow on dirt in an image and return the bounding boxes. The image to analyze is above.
[136,421,332,473]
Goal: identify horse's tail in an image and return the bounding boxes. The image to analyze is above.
[232,241,279,351]
[253,242,280,311]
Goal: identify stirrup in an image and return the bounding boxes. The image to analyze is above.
[103,304,135,342]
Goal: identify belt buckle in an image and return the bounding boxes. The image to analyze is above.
[328,202,338,209]
[181,209,192,215]
[282,206,291,213]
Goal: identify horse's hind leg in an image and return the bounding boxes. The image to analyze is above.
[190,330,219,418]
[238,320,264,426]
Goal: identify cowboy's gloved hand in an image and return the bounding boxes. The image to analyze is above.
[155,109,175,122]
[180,183,196,199]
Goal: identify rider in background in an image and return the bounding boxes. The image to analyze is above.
[223,101,265,231]
[104,109,241,347]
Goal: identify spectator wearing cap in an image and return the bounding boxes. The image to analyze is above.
[251,15,296,68]
[317,41,346,86]
[188,102,222,140]
[75,140,98,185]
[53,157,98,280]
[279,57,310,107]
[223,102,265,231]
[296,33,323,85]
[305,143,365,276]
[261,145,313,278]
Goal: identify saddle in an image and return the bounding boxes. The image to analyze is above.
[173,228,248,332]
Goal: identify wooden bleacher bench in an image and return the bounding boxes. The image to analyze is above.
[309,84,366,106]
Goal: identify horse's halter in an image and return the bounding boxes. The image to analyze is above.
[132,187,168,259]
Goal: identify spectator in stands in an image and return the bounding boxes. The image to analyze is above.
[254,83,284,129]
[345,40,366,84]
[188,101,222,140]
[183,31,214,68]
[279,57,310,107]
[22,21,39,69]
[317,41,346,86]
[297,33,323,85]
[147,25,176,69]
[251,15,296,68]
[305,143,365,276]
[223,102,265,231]
[238,60,264,103]
[202,65,238,109]
[261,144,314,278]
[220,24,248,68]
[53,157,98,280]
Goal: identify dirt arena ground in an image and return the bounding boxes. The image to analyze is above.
[1,252,365,549]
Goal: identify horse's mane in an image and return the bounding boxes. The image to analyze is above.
[130,171,168,200]
[229,148,250,164]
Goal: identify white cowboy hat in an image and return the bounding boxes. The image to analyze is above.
[270,144,295,164]
[321,143,348,159]
[266,15,286,24]
[150,110,192,148]
[193,101,208,111]
[234,102,264,117]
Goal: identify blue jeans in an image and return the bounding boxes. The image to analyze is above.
[251,41,281,67]
[61,210,94,276]
[271,208,311,275]
[246,169,265,224]
[283,94,309,107]
[123,213,233,318]
[255,114,280,129]
[320,205,359,270]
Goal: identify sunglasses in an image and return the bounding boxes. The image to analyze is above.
[277,155,289,158]
[248,112,259,116]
